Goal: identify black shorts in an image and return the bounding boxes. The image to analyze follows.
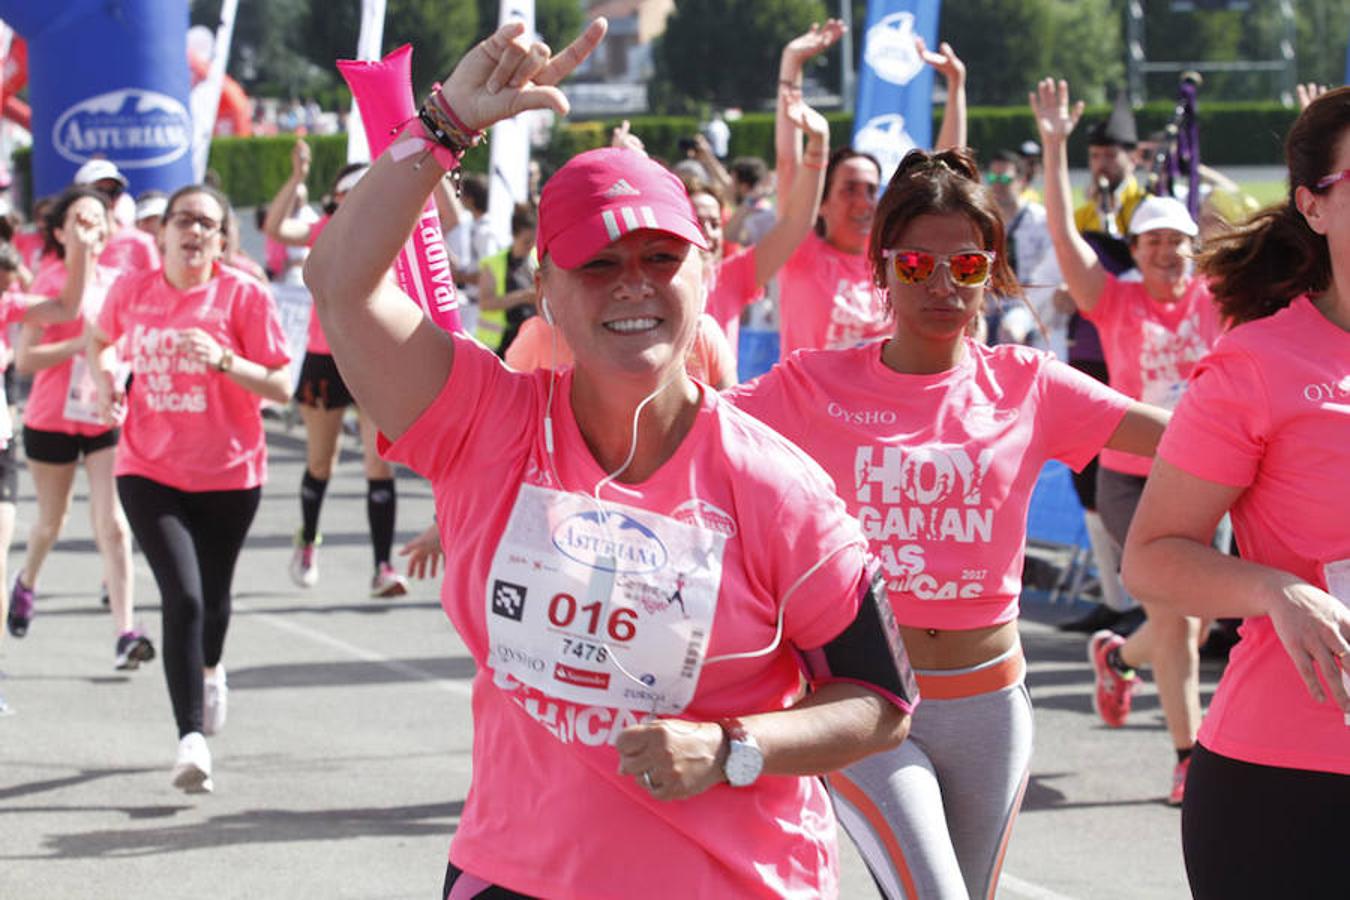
[0,440,18,503]
[22,425,119,464]
[294,352,354,410]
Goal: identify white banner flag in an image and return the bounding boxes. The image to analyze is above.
[347,0,388,164]
[487,0,537,245]
[189,0,239,182]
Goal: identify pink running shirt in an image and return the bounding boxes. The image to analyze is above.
[778,233,890,358]
[381,335,873,899]
[100,225,160,274]
[1159,296,1350,775]
[727,340,1130,630]
[97,265,291,492]
[1086,274,1224,475]
[505,313,736,387]
[23,258,120,437]
[704,246,760,356]
[305,216,332,355]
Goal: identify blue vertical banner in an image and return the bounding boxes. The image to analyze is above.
[0,0,195,198]
[851,0,941,184]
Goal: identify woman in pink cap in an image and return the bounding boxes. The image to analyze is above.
[1033,78,1228,805]
[306,21,917,899]
[1123,87,1350,899]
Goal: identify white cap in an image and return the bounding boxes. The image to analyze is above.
[73,159,129,188]
[135,195,168,221]
[1128,195,1198,237]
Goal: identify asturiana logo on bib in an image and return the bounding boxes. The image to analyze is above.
[53,89,192,168]
[552,510,668,574]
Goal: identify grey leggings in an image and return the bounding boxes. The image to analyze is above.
[828,646,1034,900]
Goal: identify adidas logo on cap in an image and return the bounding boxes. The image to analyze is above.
[603,179,642,198]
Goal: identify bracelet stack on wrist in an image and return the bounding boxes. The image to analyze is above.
[396,85,486,189]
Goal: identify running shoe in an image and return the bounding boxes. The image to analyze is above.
[1089,629,1139,727]
[289,530,319,588]
[171,732,213,794]
[371,562,408,598]
[1168,755,1192,806]
[114,630,156,671]
[204,666,228,737]
[7,576,34,638]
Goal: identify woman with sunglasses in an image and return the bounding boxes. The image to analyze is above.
[774,22,966,358]
[8,187,148,671]
[727,147,1167,900]
[306,22,917,897]
[1032,79,1228,806]
[88,185,291,793]
[1121,88,1350,899]
[264,148,409,598]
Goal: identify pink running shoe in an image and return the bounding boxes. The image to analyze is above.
[1168,755,1192,806]
[1089,629,1139,727]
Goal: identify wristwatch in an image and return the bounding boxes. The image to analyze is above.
[719,718,764,787]
[216,347,234,373]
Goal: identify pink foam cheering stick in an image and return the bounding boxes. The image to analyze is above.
[337,45,462,333]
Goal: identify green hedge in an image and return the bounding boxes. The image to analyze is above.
[11,100,1295,215]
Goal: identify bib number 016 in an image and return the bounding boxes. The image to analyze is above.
[547,592,638,642]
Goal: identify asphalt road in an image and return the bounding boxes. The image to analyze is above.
[0,411,1222,900]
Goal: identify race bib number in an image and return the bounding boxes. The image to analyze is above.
[62,355,104,425]
[485,483,727,714]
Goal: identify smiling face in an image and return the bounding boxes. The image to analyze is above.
[886,212,988,348]
[1130,228,1193,299]
[161,190,226,283]
[541,230,704,381]
[820,156,881,254]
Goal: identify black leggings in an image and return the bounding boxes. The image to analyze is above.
[117,475,260,738]
[442,862,535,899]
[1182,743,1350,899]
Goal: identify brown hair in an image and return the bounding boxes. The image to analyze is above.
[164,183,233,239]
[1200,87,1350,324]
[866,148,1019,297]
[43,186,110,260]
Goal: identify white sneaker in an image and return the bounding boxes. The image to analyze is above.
[171,732,213,794]
[289,530,319,588]
[204,667,228,737]
[370,562,408,598]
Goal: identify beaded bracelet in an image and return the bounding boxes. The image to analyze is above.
[389,86,486,190]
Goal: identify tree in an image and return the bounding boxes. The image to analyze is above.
[650,0,828,113]
[1043,0,1124,106]
[940,0,1054,105]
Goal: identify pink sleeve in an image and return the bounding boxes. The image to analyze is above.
[1083,273,1123,326]
[706,248,760,324]
[504,317,550,372]
[693,316,737,386]
[96,273,135,342]
[380,334,537,484]
[1158,346,1267,488]
[1035,357,1132,471]
[0,292,28,329]
[232,281,292,368]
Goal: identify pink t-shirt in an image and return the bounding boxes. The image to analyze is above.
[381,336,872,898]
[505,314,737,388]
[1086,274,1224,475]
[705,246,761,357]
[1159,296,1350,775]
[305,217,332,355]
[12,231,45,271]
[0,290,31,448]
[727,340,1130,630]
[97,265,291,491]
[23,258,120,437]
[778,233,890,358]
[99,225,160,274]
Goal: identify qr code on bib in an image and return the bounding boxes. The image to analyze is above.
[491,580,527,621]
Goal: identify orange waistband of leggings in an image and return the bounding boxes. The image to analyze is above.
[914,649,1026,701]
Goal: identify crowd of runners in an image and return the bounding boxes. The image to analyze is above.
[0,16,1346,900]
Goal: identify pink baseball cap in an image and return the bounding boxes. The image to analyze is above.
[538,147,708,269]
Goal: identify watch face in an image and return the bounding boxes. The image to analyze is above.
[726,740,764,787]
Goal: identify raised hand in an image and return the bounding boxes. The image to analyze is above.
[915,36,965,87]
[1030,78,1085,147]
[611,119,646,155]
[1296,82,1329,112]
[291,139,311,180]
[66,205,108,255]
[439,18,608,135]
[784,97,829,142]
[782,20,847,70]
